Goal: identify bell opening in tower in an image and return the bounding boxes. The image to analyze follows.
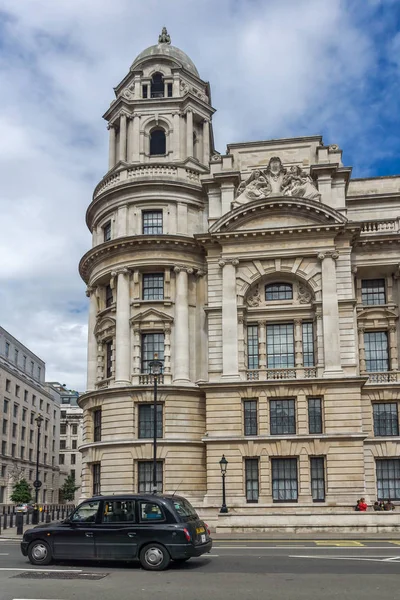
[150,128,166,155]
[151,72,164,98]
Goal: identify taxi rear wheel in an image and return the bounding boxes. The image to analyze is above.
[139,543,171,571]
[28,540,52,565]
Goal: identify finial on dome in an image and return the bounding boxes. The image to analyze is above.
[158,26,171,45]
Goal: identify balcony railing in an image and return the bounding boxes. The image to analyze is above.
[364,371,400,384]
[138,373,165,385]
[360,218,400,235]
[247,367,317,381]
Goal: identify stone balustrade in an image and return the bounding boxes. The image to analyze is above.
[247,367,318,381]
[360,218,400,235]
[364,371,400,384]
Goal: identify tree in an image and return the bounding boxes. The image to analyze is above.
[60,474,80,502]
[10,478,32,504]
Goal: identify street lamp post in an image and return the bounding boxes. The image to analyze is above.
[149,354,163,494]
[32,414,44,525]
[219,454,228,514]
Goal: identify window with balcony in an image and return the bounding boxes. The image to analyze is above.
[138,404,163,439]
[267,324,295,368]
[272,458,298,502]
[362,279,386,305]
[138,461,163,493]
[106,341,113,378]
[245,458,259,503]
[141,333,164,373]
[247,325,259,369]
[365,331,389,372]
[270,399,296,435]
[105,285,113,308]
[93,409,102,442]
[92,463,101,495]
[308,398,323,434]
[103,221,111,242]
[150,128,166,156]
[243,400,257,436]
[265,283,293,301]
[142,210,163,235]
[373,403,399,436]
[143,273,164,300]
[310,456,325,501]
[376,459,400,500]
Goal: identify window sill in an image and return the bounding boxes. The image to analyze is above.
[131,299,173,307]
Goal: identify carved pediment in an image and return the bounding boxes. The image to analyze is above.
[94,316,116,340]
[357,305,398,322]
[130,308,173,325]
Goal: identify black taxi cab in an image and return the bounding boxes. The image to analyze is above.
[21,494,212,570]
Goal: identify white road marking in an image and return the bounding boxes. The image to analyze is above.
[0,553,9,555]
[289,554,400,563]
[0,568,82,572]
[214,545,400,550]
[382,556,400,562]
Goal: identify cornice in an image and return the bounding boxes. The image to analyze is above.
[80,439,205,451]
[78,384,204,406]
[202,433,368,443]
[197,376,368,391]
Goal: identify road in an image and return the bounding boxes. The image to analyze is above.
[1,538,400,600]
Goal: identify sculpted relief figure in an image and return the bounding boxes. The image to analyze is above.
[233,157,320,207]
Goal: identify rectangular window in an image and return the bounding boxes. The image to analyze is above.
[38,366,41,379]
[5,342,9,358]
[106,341,113,378]
[245,458,259,503]
[12,423,17,438]
[11,444,16,457]
[71,469,76,480]
[362,279,386,305]
[105,285,113,308]
[141,333,165,373]
[265,283,293,301]
[376,459,400,500]
[1,441,6,455]
[44,453,47,464]
[61,410,67,419]
[302,322,315,367]
[72,424,78,435]
[13,404,18,418]
[267,323,294,368]
[14,349,18,364]
[59,454,65,465]
[142,210,163,235]
[22,408,27,421]
[243,400,257,436]
[3,399,9,413]
[15,385,20,397]
[93,409,102,442]
[142,273,164,300]
[365,331,389,372]
[93,463,101,495]
[5,379,10,392]
[23,355,27,370]
[2,420,7,435]
[1,465,6,477]
[138,404,163,439]
[60,440,66,450]
[29,430,33,443]
[272,457,298,502]
[308,397,323,434]
[270,399,296,435]
[142,84,148,99]
[71,453,76,465]
[72,439,77,450]
[60,423,67,435]
[167,83,173,97]
[21,427,26,441]
[32,394,36,406]
[247,325,259,369]
[20,446,25,459]
[138,461,163,493]
[310,456,325,501]
[373,403,399,436]
[103,221,111,242]
[24,390,28,402]
[29,449,33,461]
[40,399,43,410]
[30,361,34,375]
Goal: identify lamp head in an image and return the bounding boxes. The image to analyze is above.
[149,353,163,376]
[35,414,44,429]
[219,454,228,474]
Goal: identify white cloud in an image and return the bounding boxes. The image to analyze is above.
[0,0,398,389]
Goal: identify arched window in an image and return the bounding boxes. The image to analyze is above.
[151,72,164,98]
[265,283,293,301]
[150,129,166,156]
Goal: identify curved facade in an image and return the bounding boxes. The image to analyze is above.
[79,29,400,514]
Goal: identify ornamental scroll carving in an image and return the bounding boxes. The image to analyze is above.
[234,157,321,207]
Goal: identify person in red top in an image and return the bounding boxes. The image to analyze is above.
[358,498,368,511]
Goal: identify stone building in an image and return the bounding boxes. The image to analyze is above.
[0,327,61,504]
[46,383,83,504]
[78,29,400,513]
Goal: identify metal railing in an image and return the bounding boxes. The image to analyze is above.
[0,504,75,534]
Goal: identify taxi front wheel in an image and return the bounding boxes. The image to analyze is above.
[28,540,53,565]
[139,543,171,571]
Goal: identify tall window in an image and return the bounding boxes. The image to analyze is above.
[143,274,164,300]
[243,400,258,436]
[245,458,259,503]
[60,423,66,435]
[167,83,173,97]
[364,331,389,372]
[308,398,323,434]
[105,285,113,308]
[92,463,101,496]
[5,342,9,357]
[138,461,163,493]
[142,210,163,235]
[14,349,18,364]
[103,221,111,242]
[93,409,102,442]
[23,355,27,370]
[138,404,163,439]
[151,72,164,98]
[310,457,325,502]
[302,322,315,367]
[150,128,166,155]
[373,403,399,436]
[362,279,386,305]
[60,440,66,450]
[265,283,293,301]
[106,341,113,378]
[267,324,294,368]
[141,333,164,373]
[270,399,296,435]
[272,458,298,502]
[247,325,259,369]
[376,459,400,500]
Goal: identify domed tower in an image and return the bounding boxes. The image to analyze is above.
[78,29,214,501]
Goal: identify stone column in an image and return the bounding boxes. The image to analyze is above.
[119,113,127,162]
[132,325,141,374]
[86,286,98,391]
[220,259,240,379]
[186,110,193,158]
[114,268,131,385]
[173,266,190,383]
[108,124,116,170]
[319,252,342,375]
[358,327,366,373]
[258,321,266,369]
[203,118,210,164]
[164,325,171,375]
[389,325,398,371]
[173,112,180,160]
[131,114,140,162]
[126,116,133,163]
[294,319,303,368]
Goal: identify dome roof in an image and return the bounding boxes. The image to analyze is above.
[131,28,199,78]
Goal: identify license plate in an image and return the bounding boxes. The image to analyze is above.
[196,527,205,534]
[201,534,206,543]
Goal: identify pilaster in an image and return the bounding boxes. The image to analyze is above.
[114,268,131,385]
[318,252,343,376]
[220,258,240,380]
[86,286,98,391]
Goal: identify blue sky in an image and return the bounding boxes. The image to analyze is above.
[0,0,399,390]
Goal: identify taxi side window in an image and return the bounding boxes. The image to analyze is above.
[102,500,135,523]
[139,502,164,522]
[71,501,100,523]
